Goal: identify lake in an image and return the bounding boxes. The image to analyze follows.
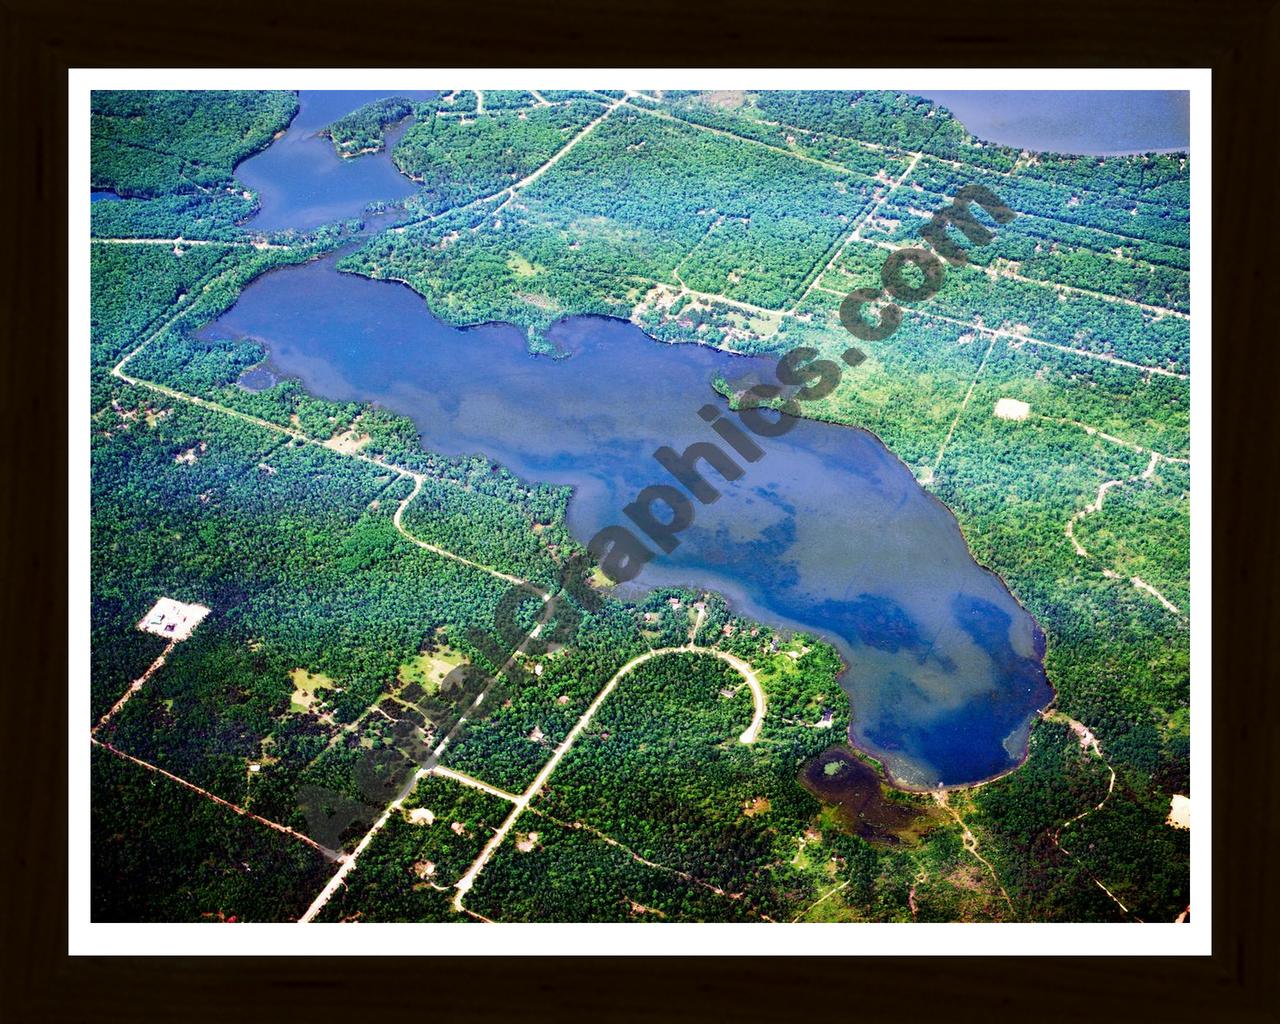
[203,257,1052,789]
[913,90,1190,155]
[201,88,1077,788]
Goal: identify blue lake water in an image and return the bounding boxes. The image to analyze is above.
[195,87,1159,787]
[914,90,1190,156]
[203,259,1052,788]
[234,90,439,233]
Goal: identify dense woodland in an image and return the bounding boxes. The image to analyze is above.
[89,88,1192,925]
[392,99,607,215]
[90,90,298,239]
[323,96,416,155]
[91,745,331,922]
[340,106,878,343]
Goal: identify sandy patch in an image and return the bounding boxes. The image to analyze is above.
[994,398,1031,421]
[398,646,466,694]
[742,797,771,817]
[1167,794,1191,830]
[946,865,986,892]
[324,430,371,455]
[137,597,210,641]
[697,90,747,109]
[517,292,559,312]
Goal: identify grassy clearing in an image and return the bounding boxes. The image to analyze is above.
[397,645,466,696]
[506,253,541,277]
[289,668,334,714]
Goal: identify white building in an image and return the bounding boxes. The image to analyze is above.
[137,597,211,641]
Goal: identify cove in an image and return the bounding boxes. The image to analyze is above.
[234,89,440,233]
[201,257,1053,788]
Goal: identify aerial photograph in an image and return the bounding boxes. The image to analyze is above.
[85,84,1194,929]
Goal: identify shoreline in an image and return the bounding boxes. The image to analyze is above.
[206,88,1091,795]
[219,255,1055,795]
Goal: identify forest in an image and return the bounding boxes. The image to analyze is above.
[824,236,1189,373]
[91,745,331,922]
[324,96,416,155]
[391,98,607,214]
[339,105,878,345]
[90,90,298,241]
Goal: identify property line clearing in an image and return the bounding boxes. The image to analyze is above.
[529,808,771,918]
[92,641,175,735]
[928,332,999,481]
[92,738,340,861]
[1038,710,1141,922]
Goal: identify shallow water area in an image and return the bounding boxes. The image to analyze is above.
[235,363,278,392]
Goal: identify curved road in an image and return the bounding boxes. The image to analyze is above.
[450,642,767,912]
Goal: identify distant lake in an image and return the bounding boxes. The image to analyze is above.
[914,90,1190,155]
[234,90,440,232]
[202,259,1053,788]
[91,190,123,203]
